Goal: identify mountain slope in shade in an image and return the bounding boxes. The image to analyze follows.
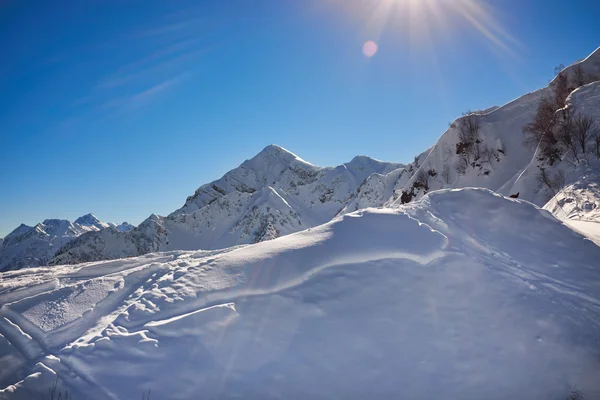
[0,215,134,272]
[51,146,403,265]
[2,189,600,399]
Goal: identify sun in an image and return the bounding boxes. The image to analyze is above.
[328,0,516,56]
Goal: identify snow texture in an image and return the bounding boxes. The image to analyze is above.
[1,189,599,400]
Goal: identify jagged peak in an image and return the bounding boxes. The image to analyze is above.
[246,144,315,167]
[347,155,383,165]
[75,213,102,226]
[8,223,33,236]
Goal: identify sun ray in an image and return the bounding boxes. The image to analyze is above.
[325,0,519,57]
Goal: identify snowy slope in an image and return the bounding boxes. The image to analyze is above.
[1,189,600,400]
[0,216,134,272]
[507,80,600,207]
[341,47,600,212]
[51,146,402,265]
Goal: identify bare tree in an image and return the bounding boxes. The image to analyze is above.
[554,64,566,76]
[553,72,572,109]
[414,169,430,192]
[441,164,453,184]
[537,167,565,195]
[556,110,579,163]
[443,145,454,162]
[523,97,557,148]
[458,113,481,144]
[573,65,587,87]
[593,129,600,158]
[454,156,469,175]
[573,114,597,156]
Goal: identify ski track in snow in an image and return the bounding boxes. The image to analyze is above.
[1,189,600,400]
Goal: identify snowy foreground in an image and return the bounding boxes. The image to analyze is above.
[1,189,600,400]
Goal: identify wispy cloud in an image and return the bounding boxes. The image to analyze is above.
[64,11,214,128]
[99,75,186,113]
[98,38,206,89]
[134,17,205,38]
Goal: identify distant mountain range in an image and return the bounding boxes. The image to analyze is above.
[3,46,600,270]
[49,147,403,265]
[0,214,133,271]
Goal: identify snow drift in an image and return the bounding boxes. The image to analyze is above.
[1,189,599,400]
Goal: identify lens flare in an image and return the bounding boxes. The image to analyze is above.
[362,40,378,57]
[325,0,517,57]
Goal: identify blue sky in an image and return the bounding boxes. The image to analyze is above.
[1,0,599,236]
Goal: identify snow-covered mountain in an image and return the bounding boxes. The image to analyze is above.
[346,47,600,216]
[50,146,402,265]
[2,189,600,399]
[7,48,600,270]
[0,215,134,272]
[47,47,600,266]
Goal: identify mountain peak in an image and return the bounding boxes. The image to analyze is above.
[75,213,101,226]
[249,144,314,166]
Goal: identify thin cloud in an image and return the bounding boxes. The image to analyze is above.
[99,74,186,113]
[61,12,213,135]
[135,17,205,38]
[99,38,204,89]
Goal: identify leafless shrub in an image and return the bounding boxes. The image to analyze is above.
[567,386,585,400]
[593,129,600,158]
[573,65,587,87]
[537,167,565,195]
[47,377,71,400]
[524,97,558,149]
[554,71,573,109]
[573,114,598,157]
[413,169,430,192]
[458,113,481,145]
[455,156,469,174]
[556,109,579,163]
[441,164,452,184]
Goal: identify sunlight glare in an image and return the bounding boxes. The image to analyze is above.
[363,40,379,57]
[328,0,517,58]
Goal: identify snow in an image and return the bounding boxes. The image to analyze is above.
[0,216,134,272]
[50,147,402,265]
[74,214,111,231]
[563,220,600,246]
[1,189,599,400]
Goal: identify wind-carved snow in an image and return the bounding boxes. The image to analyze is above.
[50,145,403,265]
[1,189,599,400]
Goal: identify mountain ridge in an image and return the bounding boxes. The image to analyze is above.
[4,46,600,269]
[49,152,403,265]
[0,214,134,271]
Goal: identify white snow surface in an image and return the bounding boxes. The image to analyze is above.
[1,189,600,400]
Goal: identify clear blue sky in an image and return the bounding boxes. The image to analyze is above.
[1,0,599,236]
